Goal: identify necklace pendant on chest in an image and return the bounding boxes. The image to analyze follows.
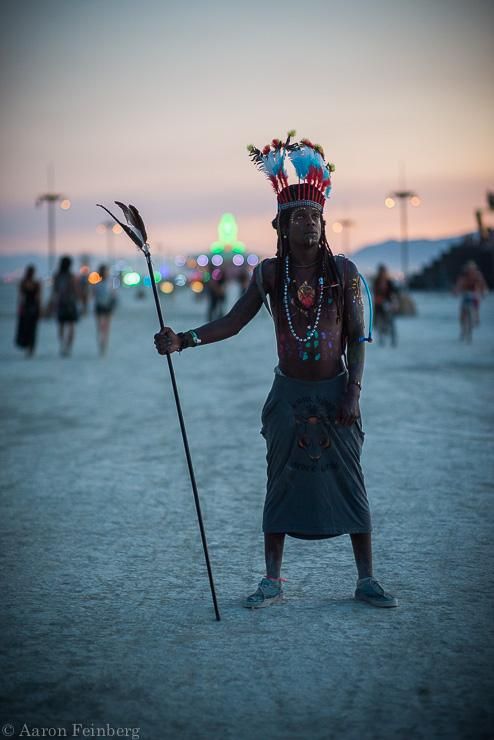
[297,280,316,309]
[284,255,324,345]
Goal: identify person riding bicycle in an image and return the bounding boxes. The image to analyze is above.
[454,261,488,341]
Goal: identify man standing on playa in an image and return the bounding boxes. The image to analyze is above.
[154,132,397,609]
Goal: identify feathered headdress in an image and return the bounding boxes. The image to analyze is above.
[247,130,335,212]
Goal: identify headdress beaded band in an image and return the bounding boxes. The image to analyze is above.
[279,200,323,212]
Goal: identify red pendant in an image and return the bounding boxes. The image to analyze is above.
[297,281,315,309]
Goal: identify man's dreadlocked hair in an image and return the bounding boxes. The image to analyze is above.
[271,208,344,331]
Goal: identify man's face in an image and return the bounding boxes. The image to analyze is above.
[288,206,322,250]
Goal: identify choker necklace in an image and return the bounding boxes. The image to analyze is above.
[283,255,324,343]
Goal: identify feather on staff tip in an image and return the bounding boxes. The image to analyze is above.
[129,204,148,243]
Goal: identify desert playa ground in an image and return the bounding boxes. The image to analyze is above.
[1,283,493,739]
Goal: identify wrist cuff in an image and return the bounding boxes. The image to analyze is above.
[179,330,201,349]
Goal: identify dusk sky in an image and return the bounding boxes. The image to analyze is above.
[1,0,493,262]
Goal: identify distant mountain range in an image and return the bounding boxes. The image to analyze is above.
[351,236,466,276]
[0,235,468,280]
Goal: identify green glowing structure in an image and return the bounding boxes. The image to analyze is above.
[210,213,246,254]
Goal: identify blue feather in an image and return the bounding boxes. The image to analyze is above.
[288,146,312,180]
[313,150,326,177]
[263,150,285,177]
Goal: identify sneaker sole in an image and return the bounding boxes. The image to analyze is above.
[355,593,398,608]
[242,594,284,609]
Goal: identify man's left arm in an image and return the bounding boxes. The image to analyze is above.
[336,260,365,426]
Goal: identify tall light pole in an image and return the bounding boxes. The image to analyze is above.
[332,218,356,255]
[385,190,420,282]
[96,221,122,267]
[36,190,71,275]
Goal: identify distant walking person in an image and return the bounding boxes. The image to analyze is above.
[78,263,90,316]
[93,264,117,355]
[454,261,488,342]
[15,265,41,357]
[373,264,399,347]
[207,268,226,321]
[237,267,251,297]
[52,256,79,356]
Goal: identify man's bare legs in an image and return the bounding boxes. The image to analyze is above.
[264,533,285,579]
[350,533,373,579]
[266,532,372,580]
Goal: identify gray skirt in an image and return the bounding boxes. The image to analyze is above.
[261,369,372,539]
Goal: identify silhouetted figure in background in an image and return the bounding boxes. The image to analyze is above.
[15,265,41,357]
[52,256,79,357]
[237,267,251,297]
[207,268,226,321]
[373,264,399,347]
[93,264,117,356]
[454,260,488,343]
[78,263,90,316]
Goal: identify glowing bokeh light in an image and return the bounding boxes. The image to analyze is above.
[211,254,224,266]
[212,268,223,280]
[153,270,161,283]
[96,224,106,234]
[247,254,259,266]
[160,281,174,294]
[88,271,102,285]
[218,213,237,244]
[332,222,343,233]
[210,242,225,254]
[411,196,421,207]
[385,197,396,209]
[186,258,197,269]
[197,254,209,267]
[112,224,123,234]
[232,254,245,266]
[175,274,187,287]
[174,255,186,267]
[190,280,204,293]
[123,271,141,286]
[202,271,211,282]
[60,199,71,210]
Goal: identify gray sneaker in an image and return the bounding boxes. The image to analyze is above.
[355,577,398,608]
[243,577,284,609]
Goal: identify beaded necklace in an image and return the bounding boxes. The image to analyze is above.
[283,255,324,343]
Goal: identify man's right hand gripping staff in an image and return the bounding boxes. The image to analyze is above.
[154,327,182,355]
